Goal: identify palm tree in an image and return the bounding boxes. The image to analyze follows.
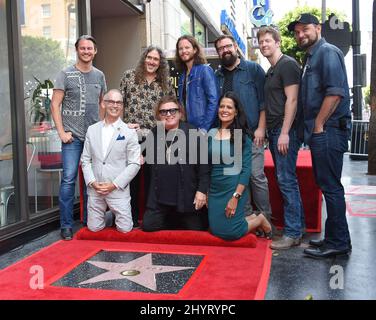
[368,0,376,174]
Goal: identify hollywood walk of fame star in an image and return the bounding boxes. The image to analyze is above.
[79,253,195,291]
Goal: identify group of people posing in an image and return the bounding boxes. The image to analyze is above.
[51,13,352,259]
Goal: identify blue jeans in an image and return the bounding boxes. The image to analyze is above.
[309,127,351,250]
[59,139,87,229]
[268,127,305,238]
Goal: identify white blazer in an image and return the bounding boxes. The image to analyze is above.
[81,119,141,199]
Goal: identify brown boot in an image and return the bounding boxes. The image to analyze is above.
[270,236,301,250]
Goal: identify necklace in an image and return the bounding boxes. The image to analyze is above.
[165,129,178,164]
[273,53,284,67]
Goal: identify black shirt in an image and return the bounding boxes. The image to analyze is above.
[222,67,236,94]
[264,55,301,129]
[157,136,179,206]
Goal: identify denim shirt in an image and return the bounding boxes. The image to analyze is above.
[216,59,265,131]
[178,64,219,132]
[299,38,351,143]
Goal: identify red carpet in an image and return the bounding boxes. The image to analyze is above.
[264,150,322,232]
[75,227,258,248]
[0,229,271,300]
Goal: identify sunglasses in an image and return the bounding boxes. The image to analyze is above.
[158,108,180,116]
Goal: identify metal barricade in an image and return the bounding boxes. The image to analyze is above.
[349,120,369,159]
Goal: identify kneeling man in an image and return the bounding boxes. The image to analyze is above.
[81,89,141,232]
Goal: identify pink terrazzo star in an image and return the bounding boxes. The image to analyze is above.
[79,253,194,291]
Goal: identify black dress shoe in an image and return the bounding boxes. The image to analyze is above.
[304,246,351,258]
[309,239,352,250]
[309,239,325,247]
[60,228,73,241]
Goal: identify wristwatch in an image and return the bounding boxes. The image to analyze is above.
[232,192,242,199]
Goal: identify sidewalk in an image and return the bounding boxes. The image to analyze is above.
[1,155,375,300]
[266,154,376,300]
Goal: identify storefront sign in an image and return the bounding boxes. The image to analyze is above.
[250,0,273,27]
[250,27,260,48]
[220,10,246,54]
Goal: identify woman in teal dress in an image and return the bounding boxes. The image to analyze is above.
[208,92,272,240]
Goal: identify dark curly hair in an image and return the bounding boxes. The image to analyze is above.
[174,35,207,72]
[218,91,252,144]
[134,45,171,92]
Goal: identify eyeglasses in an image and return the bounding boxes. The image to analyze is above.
[104,100,123,106]
[217,43,234,53]
[159,108,179,116]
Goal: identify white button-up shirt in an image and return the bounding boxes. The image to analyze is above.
[102,118,121,159]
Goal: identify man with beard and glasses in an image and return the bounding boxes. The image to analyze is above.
[288,13,352,258]
[175,35,219,132]
[214,35,273,233]
[257,26,305,250]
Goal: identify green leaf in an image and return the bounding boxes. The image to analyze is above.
[277,6,347,65]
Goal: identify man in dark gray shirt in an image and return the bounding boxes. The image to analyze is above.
[258,26,305,250]
[51,35,107,240]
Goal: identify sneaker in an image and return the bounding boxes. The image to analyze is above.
[270,236,301,250]
[60,228,73,241]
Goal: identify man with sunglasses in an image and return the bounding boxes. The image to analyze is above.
[214,35,273,229]
[142,96,209,232]
[52,35,107,240]
[81,89,140,233]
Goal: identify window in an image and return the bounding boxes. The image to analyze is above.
[42,26,51,38]
[181,2,207,46]
[0,0,17,227]
[20,0,78,215]
[41,4,51,18]
[180,2,193,36]
[194,18,206,47]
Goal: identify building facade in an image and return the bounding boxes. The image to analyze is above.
[0,0,252,244]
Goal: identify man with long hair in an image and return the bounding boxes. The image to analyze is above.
[119,45,174,227]
[175,35,219,132]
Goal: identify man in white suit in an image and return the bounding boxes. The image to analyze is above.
[81,89,141,232]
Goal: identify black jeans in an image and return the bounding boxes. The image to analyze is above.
[142,203,208,231]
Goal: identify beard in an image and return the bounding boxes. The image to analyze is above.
[220,52,238,67]
[298,33,319,50]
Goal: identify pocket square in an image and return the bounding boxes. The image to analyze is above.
[116,134,125,141]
